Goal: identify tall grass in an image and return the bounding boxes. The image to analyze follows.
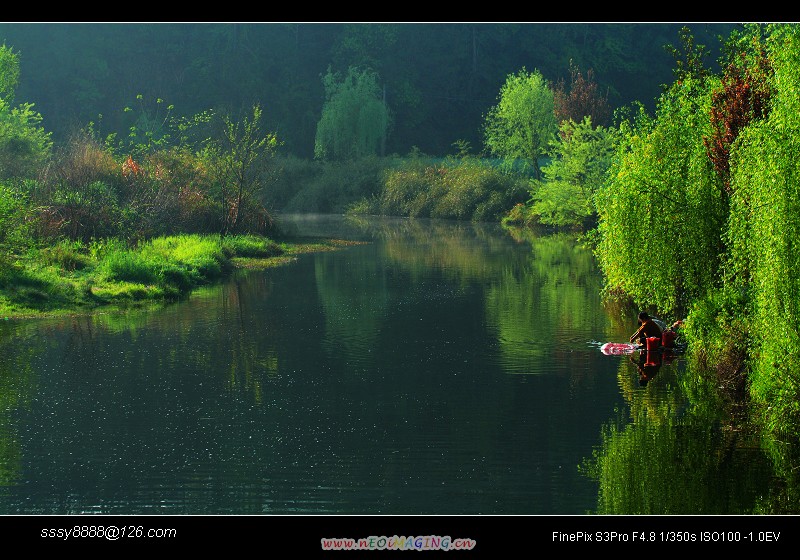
[348,156,529,222]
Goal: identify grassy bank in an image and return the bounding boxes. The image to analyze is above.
[0,233,359,319]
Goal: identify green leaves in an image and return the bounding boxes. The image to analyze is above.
[595,72,720,316]
[0,183,29,258]
[725,24,800,431]
[0,44,20,102]
[527,116,618,227]
[0,45,51,180]
[483,68,557,180]
[594,24,800,438]
[209,103,281,236]
[314,66,391,161]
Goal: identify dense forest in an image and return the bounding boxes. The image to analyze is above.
[0,23,733,157]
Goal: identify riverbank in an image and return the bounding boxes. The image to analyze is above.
[0,233,365,320]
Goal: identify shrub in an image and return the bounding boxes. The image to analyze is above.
[353,155,528,222]
[38,239,92,271]
[282,155,390,214]
[0,182,29,256]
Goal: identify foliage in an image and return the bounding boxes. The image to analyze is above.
[11,96,280,243]
[264,154,324,210]
[0,43,20,101]
[664,25,713,84]
[552,61,612,128]
[205,104,280,237]
[38,238,92,271]
[483,67,557,179]
[124,147,219,239]
[594,75,725,317]
[314,66,391,161]
[501,202,536,228]
[703,29,772,194]
[724,23,800,438]
[681,287,750,406]
[524,116,618,228]
[0,23,734,158]
[265,154,397,215]
[349,150,528,222]
[594,23,800,445]
[89,101,282,240]
[120,94,177,157]
[0,44,51,180]
[25,133,122,241]
[282,155,390,214]
[0,183,30,261]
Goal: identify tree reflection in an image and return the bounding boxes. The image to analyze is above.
[0,322,44,487]
[483,231,608,374]
[583,356,778,514]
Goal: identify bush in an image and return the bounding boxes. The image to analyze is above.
[351,155,528,222]
[121,148,220,239]
[38,239,92,271]
[33,134,124,241]
[0,105,52,182]
[0,182,30,256]
[281,155,390,214]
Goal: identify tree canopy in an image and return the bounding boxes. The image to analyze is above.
[483,68,557,179]
[314,66,391,161]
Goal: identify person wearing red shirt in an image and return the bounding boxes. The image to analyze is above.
[629,311,663,347]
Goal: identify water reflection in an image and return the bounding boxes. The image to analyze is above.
[0,215,789,515]
[583,405,773,514]
[0,321,46,489]
[483,232,608,375]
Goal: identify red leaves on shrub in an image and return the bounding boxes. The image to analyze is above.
[704,48,772,195]
[552,61,611,129]
[122,155,142,178]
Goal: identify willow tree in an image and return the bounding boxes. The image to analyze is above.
[725,24,800,434]
[314,66,391,161]
[483,67,557,180]
[594,75,724,317]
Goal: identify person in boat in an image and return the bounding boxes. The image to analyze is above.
[629,311,662,347]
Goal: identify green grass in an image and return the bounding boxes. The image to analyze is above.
[0,233,332,318]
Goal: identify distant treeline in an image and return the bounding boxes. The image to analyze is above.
[0,22,735,158]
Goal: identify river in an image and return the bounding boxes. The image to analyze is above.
[0,214,779,515]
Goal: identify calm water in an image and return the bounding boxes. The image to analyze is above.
[0,215,777,515]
